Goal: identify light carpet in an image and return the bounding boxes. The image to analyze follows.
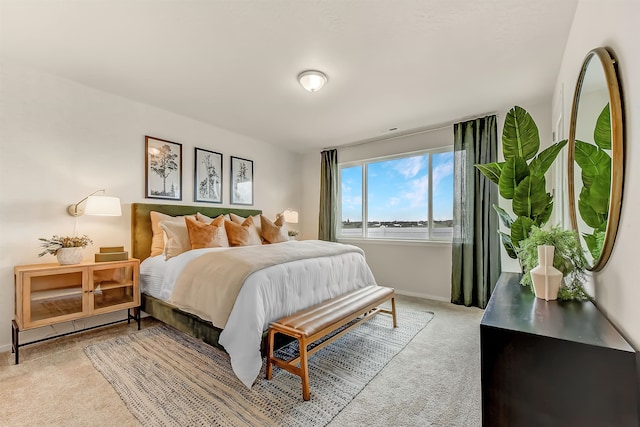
[84,309,433,427]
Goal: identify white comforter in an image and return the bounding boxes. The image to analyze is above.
[140,241,377,388]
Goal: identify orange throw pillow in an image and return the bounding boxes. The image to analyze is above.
[224,217,262,247]
[185,216,229,249]
[260,215,289,244]
[229,212,263,240]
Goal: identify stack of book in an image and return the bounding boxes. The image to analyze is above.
[95,246,128,262]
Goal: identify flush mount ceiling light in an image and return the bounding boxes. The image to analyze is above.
[297,70,328,92]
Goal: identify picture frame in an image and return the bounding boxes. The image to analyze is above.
[145,136,182,200]
[230,156,254,205]
[194,148,223,203]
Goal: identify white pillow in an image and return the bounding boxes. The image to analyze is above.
[160,220,191,260]
[150,211,195,257]
[196,212,230,223]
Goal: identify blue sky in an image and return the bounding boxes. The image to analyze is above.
[341,152,453,222]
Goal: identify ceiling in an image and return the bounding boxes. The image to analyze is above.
[1,0,578,153]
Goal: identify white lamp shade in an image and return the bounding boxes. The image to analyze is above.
[298,70,327,92]
[84,196,122,216]
[283,210,299,224]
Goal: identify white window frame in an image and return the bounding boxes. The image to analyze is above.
[337,146,453,243]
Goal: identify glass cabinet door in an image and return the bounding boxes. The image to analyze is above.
[89,263,138,313]
[25,269,85,325]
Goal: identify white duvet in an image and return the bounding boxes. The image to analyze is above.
[140,242,377,388]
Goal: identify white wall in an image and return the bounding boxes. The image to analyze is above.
[552,0,640,348]
[0,62,302,351]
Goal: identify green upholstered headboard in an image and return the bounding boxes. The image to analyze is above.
[131,203,262,261]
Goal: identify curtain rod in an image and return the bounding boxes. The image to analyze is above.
[322,111,499,151]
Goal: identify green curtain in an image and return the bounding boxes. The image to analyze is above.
[318,149,338,242]
[451,115,501,309]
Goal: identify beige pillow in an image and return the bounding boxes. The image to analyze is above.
[229,212,263,238]
[224,217,262,247]
[186,216,229,249]
[150,211,195,257]
[196,212,230,223]
[160,220,192,259]
[260,214,289,244]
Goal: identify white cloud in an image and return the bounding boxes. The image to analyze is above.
[402,175,429,207]
[393,155,427,179]
[388,197,400,206]
[342,195,362,208]
[432,158,454,192]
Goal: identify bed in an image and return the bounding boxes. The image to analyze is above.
[131,203,378,388]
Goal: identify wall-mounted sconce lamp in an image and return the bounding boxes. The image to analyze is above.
[67,189,122,217]
[282,209,299,224]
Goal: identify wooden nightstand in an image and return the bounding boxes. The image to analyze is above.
[12,259,140,364]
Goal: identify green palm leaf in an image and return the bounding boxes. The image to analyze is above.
[498,231,517,259]
[589,174,611,215]
[594,103,611,150]
[498,156,529,199]
[475,162,504,185]
[511,216,535,249]
[574,141,611,189]
[578,186,605,228]
[512,175,548,218]
[493,205,514,228]
[502,106,540,161]
[529,140,567,176]
[536,197,553,226]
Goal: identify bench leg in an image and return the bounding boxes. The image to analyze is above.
[299,336,311,401]
[391,296,397,328]
[266,328,275,380]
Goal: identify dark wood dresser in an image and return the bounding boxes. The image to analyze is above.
[480,273,640,426]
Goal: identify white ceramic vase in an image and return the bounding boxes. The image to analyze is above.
[530,245,563,301]
[56,247,84,265]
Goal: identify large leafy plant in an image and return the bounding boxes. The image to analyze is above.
[475,106,567,258]
[574,103,611,260]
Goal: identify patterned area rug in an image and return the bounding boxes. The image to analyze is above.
[84,309,433,427]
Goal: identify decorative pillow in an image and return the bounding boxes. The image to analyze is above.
[159,220,192,260]
[196,212,230,223]
[150,211,195,257]
[224,217,262,247]
[229,213,263,239]
[185,216,229,249]
[260,214,289,244]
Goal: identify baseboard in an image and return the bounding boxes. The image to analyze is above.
[395,289,450,302]
[0,343,11,353]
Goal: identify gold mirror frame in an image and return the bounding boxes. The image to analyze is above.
[567,47,624,272]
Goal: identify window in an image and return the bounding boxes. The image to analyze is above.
[339,148,453,241]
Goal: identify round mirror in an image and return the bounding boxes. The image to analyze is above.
[568,47,624,271]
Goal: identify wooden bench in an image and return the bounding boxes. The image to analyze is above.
[266,285,397,400]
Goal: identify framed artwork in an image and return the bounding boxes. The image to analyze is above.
[194,148,223,203]
[145,136,182,200]
[230,156,254,205]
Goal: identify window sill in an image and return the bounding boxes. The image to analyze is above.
[337,237,452,247]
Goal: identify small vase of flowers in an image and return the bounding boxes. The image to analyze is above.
[38,235,93,265]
